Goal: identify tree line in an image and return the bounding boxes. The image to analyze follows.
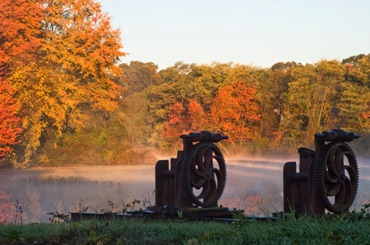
[117,59,370,158]
[1,0,369,167]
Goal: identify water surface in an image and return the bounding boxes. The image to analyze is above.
[1,157,369,223]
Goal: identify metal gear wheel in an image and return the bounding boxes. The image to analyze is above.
[182,142,227,207]
[315,142,359,213]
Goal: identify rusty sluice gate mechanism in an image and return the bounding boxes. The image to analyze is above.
[71,129,361,221]
[148,131,239,219]
[283,129,360,216]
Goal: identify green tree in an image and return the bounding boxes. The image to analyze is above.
[119,61,159,95]
[338,81,370,133]
[187,63,232,106]
[281,60,345,147]
[342,54,370,86]
[259,63,298,143]
[118,62,160,147]
[147,62,191,149]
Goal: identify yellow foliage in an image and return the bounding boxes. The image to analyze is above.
[5,0,125,167]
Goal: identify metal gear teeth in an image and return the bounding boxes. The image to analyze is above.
[315,142,359,213]
[182,142,227,207]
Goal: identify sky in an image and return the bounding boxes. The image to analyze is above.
[99,0,370,70]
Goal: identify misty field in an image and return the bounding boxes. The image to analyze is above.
[1,156,370,224]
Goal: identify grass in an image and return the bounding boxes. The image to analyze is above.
[1,213,370,244]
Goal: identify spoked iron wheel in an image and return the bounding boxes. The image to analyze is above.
[315,142,359,213]
[182,142,226,207]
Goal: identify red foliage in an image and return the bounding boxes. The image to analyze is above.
[162,102,190,147]
[187,100,209,131]
[0,80,22,159]
[162,81,261,147]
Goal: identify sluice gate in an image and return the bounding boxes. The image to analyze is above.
[71,129,361,222]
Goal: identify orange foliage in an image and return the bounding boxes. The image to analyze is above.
[0,0,42,76]
[162,103,190,147]
[272,130,283,144]
[40,0,124,112]
[187,100,209,131]
[162,81,261,148]
[361,111,370,119]
[1,0,125,166]
[0,80,22,160]
[210,81,260,142]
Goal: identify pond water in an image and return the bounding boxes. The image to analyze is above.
[1,157,369,223]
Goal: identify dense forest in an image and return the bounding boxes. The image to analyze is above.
[1,0,369,168]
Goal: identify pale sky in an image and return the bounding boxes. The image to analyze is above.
[99,0,370,70]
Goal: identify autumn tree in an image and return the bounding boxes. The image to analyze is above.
[210,81,260,147]
[187,100,209,131]
[0,0,43,77]
[146,62,191,148]
[5,0,124,167]
[0,81,22,163]
[0,0,41,165]
[153,63,235,150]
[161,102,190,150]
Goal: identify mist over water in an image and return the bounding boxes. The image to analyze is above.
[1,156,369,223]
[0,166,155,223]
